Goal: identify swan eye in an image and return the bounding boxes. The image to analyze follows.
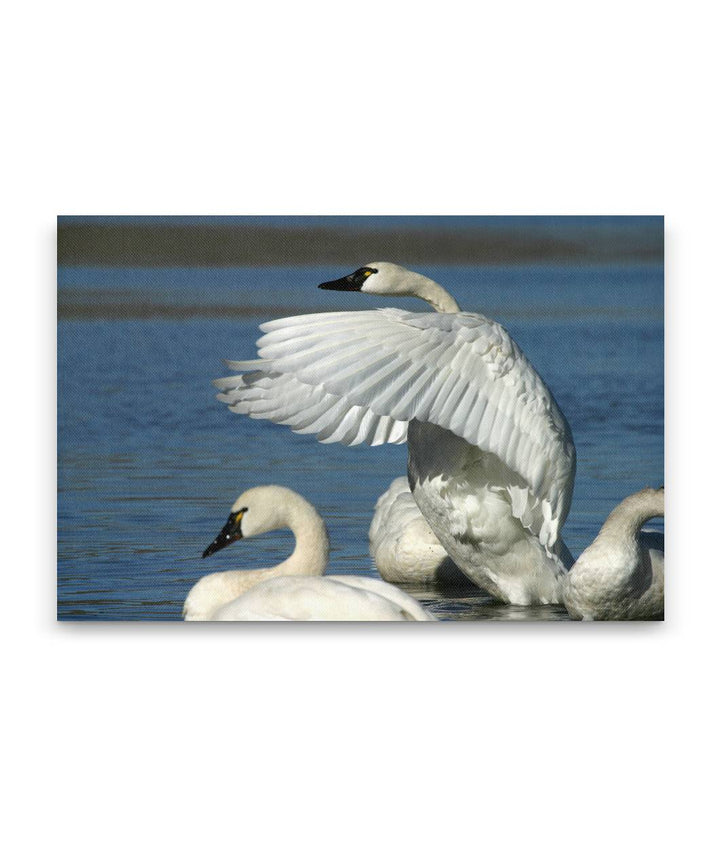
[351,267,377,282]
[351,267,377,285]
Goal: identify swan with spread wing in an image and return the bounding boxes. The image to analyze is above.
[214,263,576,605]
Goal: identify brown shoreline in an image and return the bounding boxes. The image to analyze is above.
[57,223,663,267]
[57,302,663,322]
[57,303,310,320]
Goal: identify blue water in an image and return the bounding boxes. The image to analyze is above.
[57,264,664,620]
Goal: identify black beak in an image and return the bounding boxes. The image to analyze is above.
[318,274,362,292]
[202,517,243,558]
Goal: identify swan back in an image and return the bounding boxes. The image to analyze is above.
[183,567,276,621]
[212,575,436,621]
[369,476,451,583]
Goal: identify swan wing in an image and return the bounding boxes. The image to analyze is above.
[215,308,575,532]
[218,370,407,446]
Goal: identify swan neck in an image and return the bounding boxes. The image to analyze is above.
[410,273,461,313]
[272,496,330,578]
[600,491,664,541]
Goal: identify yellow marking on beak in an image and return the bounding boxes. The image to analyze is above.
[234,510,244,525]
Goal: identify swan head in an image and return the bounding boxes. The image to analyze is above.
[319,262,417,297]
[201,485,321,558]
[318,262,461,313]
[201,485,296,558]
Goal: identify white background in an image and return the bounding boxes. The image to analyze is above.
[4,2,717,854]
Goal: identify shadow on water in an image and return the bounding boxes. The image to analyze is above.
[401,579,573,622]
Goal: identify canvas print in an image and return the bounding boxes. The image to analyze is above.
[57,216,664,621]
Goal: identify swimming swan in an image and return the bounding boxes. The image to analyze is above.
[214,263,576,605]
[183,485,434,621]
[369,476,467,586]
[563,487,664,620]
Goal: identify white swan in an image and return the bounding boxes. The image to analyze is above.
[183,485,435,621]
[214,263,576,605]
[369,476,466,586]
[563,487,664,620]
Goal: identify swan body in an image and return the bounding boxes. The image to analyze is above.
[214,263,576,605]
[183,485,434,621]
[212,575,435,621]
[369,476,464,585]
[563,487,664,620]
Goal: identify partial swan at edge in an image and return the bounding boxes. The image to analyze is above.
[183,485,435,621]
[369,476,467,586]
[562,487,664,620]
[214,263,576,605]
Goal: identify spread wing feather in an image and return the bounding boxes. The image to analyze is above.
[214,308,575,530]
[217,370,408,447]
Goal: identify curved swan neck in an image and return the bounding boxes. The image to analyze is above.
[408,272,461,313]
[597,489,664,543]
[272,495,330,577]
